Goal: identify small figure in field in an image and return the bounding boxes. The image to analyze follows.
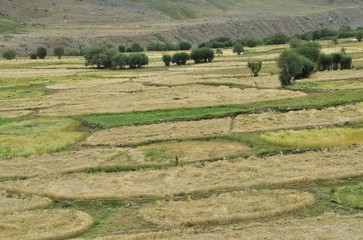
[175,156,179,166]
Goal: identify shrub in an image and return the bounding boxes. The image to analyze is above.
[172,52,189,65]
[247,61,262,77]
[294,56,315,80]
[243,38,260,48]
[128,53,149,69]
[289,37,304,49]
[179,41,192,50]
[356,31,363,42]
[295,41,321,63]
[331,53,342,70]
[233,43,244,55]
[318,53,333,71]
[118,45,126,52]
[277,50,304,87]
[53,47,64,59]
[130,43,144,52]
[2,49,16,60]
[162,54,172,66]
[29,52,38,59]
[340,55,353,70]
[84,43,116,69]
[64,47,81,56]
[111,53,129,69]
[190,47,214,64]
[37,46,47,59]
[264,32,289,45]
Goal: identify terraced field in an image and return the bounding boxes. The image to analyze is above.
[0,40,362,239]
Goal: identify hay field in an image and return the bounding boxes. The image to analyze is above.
[0,118,86,158]
[1,146,361,200]
[0,209,94,240]
[94,214,363,240]
[0,191,52,214]
[140,190,314,227]
[0,110,33,118]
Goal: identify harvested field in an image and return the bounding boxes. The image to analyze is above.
[37,86,305,116]
[85,118,232,146]
[140,190,314,227]
[0,147,125,178]
[0,110,32,118]
[95,214,363,240]
[0,191,52,214]
[261,127,363,148]
[0,209,94,240]
[1,146,361,200]
[232,103,363,133]
[309,69,363,81]
[0,118,86,158]
[294,79,363,90]
[106,141,250,167]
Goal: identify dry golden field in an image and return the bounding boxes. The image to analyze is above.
[1,40,363,239]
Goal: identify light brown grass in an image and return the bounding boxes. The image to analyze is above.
[232,103,363,133]
[0,191,52,214]
[0,209,94,240]
[0,110,33,118]
[140,190,314,227]
[1,146,361,200]
[309,69,363,81]
[94,213,363,240]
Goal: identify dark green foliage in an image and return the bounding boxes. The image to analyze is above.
[128,53,149,69]
[172,52,189,65]
[84,43,116,69]
[118,45,126,52]
[179,41,192,50]
[247,60,262,77]
[289,37,304,49]
[190,47,214,64]
[298,28,336,40]
[198,37,233,49]
[29,52,37,59]
[242,38,260,48]
[232,43,244,55]
[337,25,354,38]
[277,50,304,87]
[264,32,288,45]
[340,55,353,70]
[331,53,342,70]
[295,41,321,63]
[318,53,333,71]
[162,54,172,66]
[36,46,47,59]
[147,42,178,51]
[356,31,363,42]
[111,53,129,69]
[130,43,144,52]
[64,47,81,56]
[294,56,315,80]
[53,47,65,59]
[2,49,16,60]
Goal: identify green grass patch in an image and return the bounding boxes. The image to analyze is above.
[0,16,21,34]
[260,126,363,148]
[80,89,363,128]
[332,183,363,209]
[0,85,45,100]
[292,79,363,90]
[0,118,87,158]
[145,0,196,20]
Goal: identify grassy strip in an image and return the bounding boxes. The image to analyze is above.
[332,183,363,209]
[80,89,363,128]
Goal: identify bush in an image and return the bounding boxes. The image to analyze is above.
[233,43,244,55]
[130,43,144,52]
[242,38,260,48]
[318,53,333,71]
[331,53,342,70]
[198,37,233,49]
[2,49,16,60]
[356,31,363,42]
[128,53,149,69]
[84,43,116,69]
[295,41,321,63]
[172,52,189,65]
[53,47,64,59]
[64,47,81,56]
[179,41,192,50]
[264,32,289,45]
[247,60,262,77]
[277,50,304,87]
[190,47,214,64]
[294,56,315,80]
[37,46,47,59]
[118,45,126,52]
[340,55,353,70]
[29,52,38,59]
[162,54,172,66]
[289,37,304,49]
[111,53,129,69]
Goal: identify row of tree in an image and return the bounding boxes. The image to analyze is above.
[161,47,215,66]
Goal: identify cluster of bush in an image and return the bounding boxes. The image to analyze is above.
[297,25,363,41]
[278,39,353,87]
[146,41,192,51]
[84,43,148,69]
[161,47,215,66]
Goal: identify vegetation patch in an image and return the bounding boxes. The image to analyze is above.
[95,214,363,240]
[0,118,86,158]
[0,16,21,34]
[0,191,52,214]
[1,146,361,200]
[0,85,45,100]
[332,183,363,209]
[0,209,93,240]
[261,127,363,148]
[293,79,363,90]
[140,190,314,227]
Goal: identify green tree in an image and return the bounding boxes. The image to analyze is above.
[111,53,129,69]
[131,43,144,52]
[356,31,363,42]
[179,41,192,50]
[277,50,304,87]
[128,53,149,69]
[318,53,333,71]
[295,41,321,63]
[2,49,16,60]
[162,54,172,66]
[172,52,189,65]
[118,45,126,52]
[53,47,65,59]
[294,56,315,79]
[264,32,289,45]
[247,60,262,77]
[29,52,38,59]
[84,43,116,69]
[190,47,214,64]
[37,46,47,59]
[289,37,304,49]
[331,53,342,70]
[233,43,244,55]
[340,54,353,70]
